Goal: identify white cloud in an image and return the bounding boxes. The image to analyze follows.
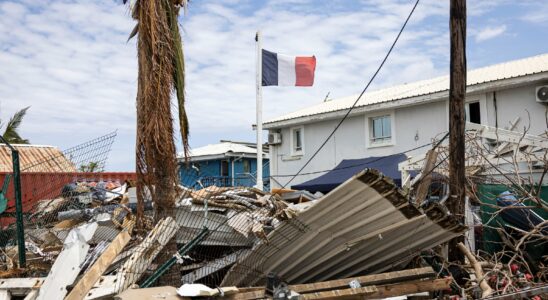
[0,0,534,171]
[475,25,507,42]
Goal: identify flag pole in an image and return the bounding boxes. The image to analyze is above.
[255,31,264,190]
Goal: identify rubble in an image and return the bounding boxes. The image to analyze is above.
[0,161,545,299]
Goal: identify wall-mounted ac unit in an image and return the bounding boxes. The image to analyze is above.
[268,132,282,145]
[536,85,548,103]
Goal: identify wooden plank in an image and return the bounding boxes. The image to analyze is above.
[290,267,435,293]
[363,278,452,299]
[23,290,38,300]
[224,289,265,300]
[115,217,180,294]
[65,231,131,300]
[414,150,438,205]
[0,278,44,290]
[300,286,377,300]
[114,286,182,300]
[84,276,117,300]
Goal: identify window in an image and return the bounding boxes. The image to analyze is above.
[370,115,391,144]
[466,101,481,124]
[243,160,250,173]
[290,126,304,156]
[220,160,229,177]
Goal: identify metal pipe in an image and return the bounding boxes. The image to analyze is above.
[0,135,26,269]
[12,150,25,268]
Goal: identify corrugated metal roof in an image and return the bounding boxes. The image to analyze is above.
[265,53,548,125]
[179,142,264,160]
[0,144,76,172]
[221,169,466,286]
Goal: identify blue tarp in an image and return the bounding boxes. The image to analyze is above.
[292,153,408,193]
[496,191,547,235]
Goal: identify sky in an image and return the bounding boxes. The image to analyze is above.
[0,0,547,171]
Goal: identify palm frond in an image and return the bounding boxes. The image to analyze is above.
[127,23,139,42]
[166,0,190,160]
[2,106,30,144]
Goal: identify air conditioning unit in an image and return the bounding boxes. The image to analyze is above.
[536,85,548,103]
[268,132,282,145]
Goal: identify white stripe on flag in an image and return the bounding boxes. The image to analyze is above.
[277,53,296,86]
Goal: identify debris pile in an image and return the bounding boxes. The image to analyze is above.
[0,178,301,299]
[0,167,545,299]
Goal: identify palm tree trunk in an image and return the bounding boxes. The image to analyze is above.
[134,0,181,286]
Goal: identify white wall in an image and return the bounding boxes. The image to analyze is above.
[269,83,548,189]
[484,84,548,135]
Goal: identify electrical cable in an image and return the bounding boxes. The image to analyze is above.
[272,138,434,178]
[281,0,421,189]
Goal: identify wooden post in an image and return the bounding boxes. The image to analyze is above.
[448,0,467,263]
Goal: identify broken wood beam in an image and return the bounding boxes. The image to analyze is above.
[414,150,438,205]
[115,217,180,294]
[300,286,378,300]
[290,267,435,293]
[362,277,452,299]
[65,230,131,300]
[223,289,265,300]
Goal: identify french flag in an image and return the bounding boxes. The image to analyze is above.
[262,49,316,86]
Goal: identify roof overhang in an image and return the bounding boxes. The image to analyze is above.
[263,72,548,130]
[178,152,268,162]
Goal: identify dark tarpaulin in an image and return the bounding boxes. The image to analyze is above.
[497,191,547,235]
[292,153,408,193]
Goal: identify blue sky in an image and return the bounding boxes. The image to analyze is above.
[0,0,546,171]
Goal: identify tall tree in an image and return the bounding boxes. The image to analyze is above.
[1,106,31,144]
[125,0,189,221]
[125,0,190,285]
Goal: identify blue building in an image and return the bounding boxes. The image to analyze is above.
[178,141,269,190]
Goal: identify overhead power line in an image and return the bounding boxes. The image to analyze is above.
[281,0,421,189]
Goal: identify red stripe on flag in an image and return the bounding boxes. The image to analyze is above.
[295,56,316,86]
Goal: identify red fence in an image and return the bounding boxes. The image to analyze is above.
[0,172,136,215]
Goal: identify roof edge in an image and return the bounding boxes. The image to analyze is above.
[264,71,548,129]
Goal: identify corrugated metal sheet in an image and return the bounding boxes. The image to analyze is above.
[265,53,548,125]
[176,206,254,246]
[0,144,76,172]
[221,169,466,286]
[178,142,259,160]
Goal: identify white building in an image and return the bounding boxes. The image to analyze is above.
[264,53,548,189]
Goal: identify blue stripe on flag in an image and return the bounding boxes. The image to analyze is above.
[262,49,278,86]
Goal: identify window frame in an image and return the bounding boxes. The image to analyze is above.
[220,160,229,177]
[290,125,305,156]
[465,101,481,124]
[365,111,395,148]
[242,159,251,174]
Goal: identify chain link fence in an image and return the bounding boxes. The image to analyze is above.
[0,134,309,294]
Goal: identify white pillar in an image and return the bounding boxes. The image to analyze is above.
[255,31,264,190]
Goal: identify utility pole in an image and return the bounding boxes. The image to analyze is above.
[255,31,264,191]
[448,0,467,263]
